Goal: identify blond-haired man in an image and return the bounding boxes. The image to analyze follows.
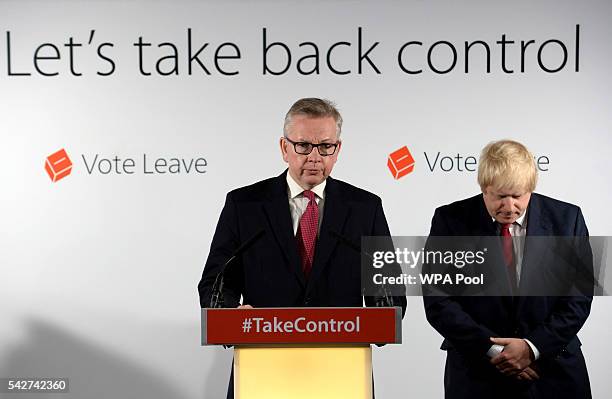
[423,140,592,399]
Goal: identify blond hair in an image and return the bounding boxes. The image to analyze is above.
[478,140,537,192]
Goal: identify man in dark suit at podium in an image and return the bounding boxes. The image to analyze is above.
[423,140,592,399]
[199,98,406,398]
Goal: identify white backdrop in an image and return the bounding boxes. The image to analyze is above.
[1,1,611,398]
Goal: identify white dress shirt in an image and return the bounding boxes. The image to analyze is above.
[286,173,325,236]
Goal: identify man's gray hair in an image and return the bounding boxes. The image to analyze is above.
[283,98,343,138]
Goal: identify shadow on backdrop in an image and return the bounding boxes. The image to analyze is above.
[0,317,231,399]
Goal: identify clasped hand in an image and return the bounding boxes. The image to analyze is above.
[489,337,539,381]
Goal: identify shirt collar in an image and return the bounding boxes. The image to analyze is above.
[286,172,326,200]
[515,209,527,228]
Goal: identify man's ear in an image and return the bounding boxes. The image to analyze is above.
[280,137,289,162]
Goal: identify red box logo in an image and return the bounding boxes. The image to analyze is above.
[387,146,415,179]
[45,148,73,182]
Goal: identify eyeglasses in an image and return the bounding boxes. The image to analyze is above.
[284,137,339,156]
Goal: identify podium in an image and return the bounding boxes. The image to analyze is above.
[201,307,402,399]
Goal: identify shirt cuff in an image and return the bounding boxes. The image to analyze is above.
[486,344,504,358]
[524,338,540,360]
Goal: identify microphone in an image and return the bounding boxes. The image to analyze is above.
[209,229,265,308]
[329,230,396,308]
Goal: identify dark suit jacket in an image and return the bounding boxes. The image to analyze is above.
[199,171,407,312]
[423,193,592,399]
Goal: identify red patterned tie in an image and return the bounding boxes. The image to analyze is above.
[296,190,319,278]
[500,223,517,290]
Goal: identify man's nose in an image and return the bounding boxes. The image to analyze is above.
[307,146,323,162]
[500,197,514,209]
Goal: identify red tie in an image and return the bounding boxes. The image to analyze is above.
[296,190,319,278]
[500,223,517,290]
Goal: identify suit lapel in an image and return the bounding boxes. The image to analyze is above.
[262,172,305,288]
[517,193,552,312]
[525,194,551,236]
[522,193,552,281]
[475,195,497,236]
[306,177,349,293]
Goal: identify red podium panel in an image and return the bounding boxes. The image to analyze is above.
[201,307,401,345]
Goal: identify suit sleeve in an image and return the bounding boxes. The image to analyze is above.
[198,193,244,308]
[363,197,408,317]
[422,208,498,356]
[525,208,593,357]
